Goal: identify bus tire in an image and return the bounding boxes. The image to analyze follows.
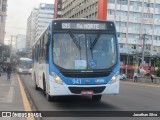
[35,83,39,90]
[43,77,46,96]
[34,74,38,90]
[92,95,102,102]
[44,84,52,101]
[46,93,52,102]
[43,77,52,101]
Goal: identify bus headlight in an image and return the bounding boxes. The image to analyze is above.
[52,72,63,84]
[19,68,22,72]
[109,71,119,84]
[112,76,116,81]
[29,69,32,73]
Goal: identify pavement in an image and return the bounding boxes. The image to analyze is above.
[0,72,27,120]
[121,77,160,85]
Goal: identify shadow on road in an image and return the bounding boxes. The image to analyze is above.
[37,89,119,111]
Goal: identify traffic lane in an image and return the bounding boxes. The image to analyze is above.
[119,82,160,110]
[100,87,160,111]
[20,75,160,120]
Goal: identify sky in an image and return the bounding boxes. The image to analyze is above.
[5,0,54,44]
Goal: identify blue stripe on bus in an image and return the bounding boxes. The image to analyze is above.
[48,62,120,85]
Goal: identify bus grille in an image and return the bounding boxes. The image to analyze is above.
[62,72,110,78]
[68,86,106,94]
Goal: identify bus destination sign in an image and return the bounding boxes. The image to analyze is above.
[62,23,107,30]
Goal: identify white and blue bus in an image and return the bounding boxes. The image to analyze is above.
[32,19,120,101]
[17,57,32,74]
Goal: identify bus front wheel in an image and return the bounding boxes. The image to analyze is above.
[43,77,52,101]
[92,95,102,102]
[45,86,52,102]
[46,93,52,101]
[35,83,38,90]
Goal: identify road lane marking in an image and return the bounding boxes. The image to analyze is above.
[121,81,160,88]
[0,74,15,103]
[17,74,35,120]
[6,75,15,103]
[6,87,14,103]
[0,118,11,120]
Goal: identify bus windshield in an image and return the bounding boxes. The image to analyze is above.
[53,32,117,71]
[18,59,32,69]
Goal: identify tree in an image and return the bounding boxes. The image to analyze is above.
[155,61,160,77]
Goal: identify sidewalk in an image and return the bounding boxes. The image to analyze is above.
[0,72,26,120]
[121,77,160,85]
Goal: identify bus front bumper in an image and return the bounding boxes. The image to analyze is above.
[48,78,119,96]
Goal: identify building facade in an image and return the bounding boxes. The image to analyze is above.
[16,34,26,52]
[35,3,54,41]
[26,3,54,51]
[107,0,160,56]
[26,8,38,50]
[54,0,62,19]
[62,0,98,19]
[61,0,160,56]
[0,0,7,44]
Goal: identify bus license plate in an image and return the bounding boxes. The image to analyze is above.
[81,90,93,95]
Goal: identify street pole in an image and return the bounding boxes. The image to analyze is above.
[9,36,13,62]
[141,34,147,69]
[125,51,129,77]
[9,35,17,63]
[2,51,4,62]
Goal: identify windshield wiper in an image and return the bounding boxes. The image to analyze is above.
[90,37,94,59]
[69,32,82,59]
[69,32,81,50]
[90,32,101,50]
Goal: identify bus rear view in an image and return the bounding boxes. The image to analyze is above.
[32,19,120,101]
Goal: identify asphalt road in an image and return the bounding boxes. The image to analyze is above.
[19,74,160,120]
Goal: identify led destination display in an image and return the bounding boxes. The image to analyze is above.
[61,22,107,30]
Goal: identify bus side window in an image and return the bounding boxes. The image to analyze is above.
[42,36,45,59]
[46,41,50,60]
[40,38,42,59]
[45,30,50,61]
[37,44,39,61]
[32,48,34,62]
[35,44,38,61]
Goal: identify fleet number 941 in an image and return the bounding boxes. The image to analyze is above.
[72,79,81,84]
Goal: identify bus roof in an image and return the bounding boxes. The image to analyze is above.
[54,18,114,22]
